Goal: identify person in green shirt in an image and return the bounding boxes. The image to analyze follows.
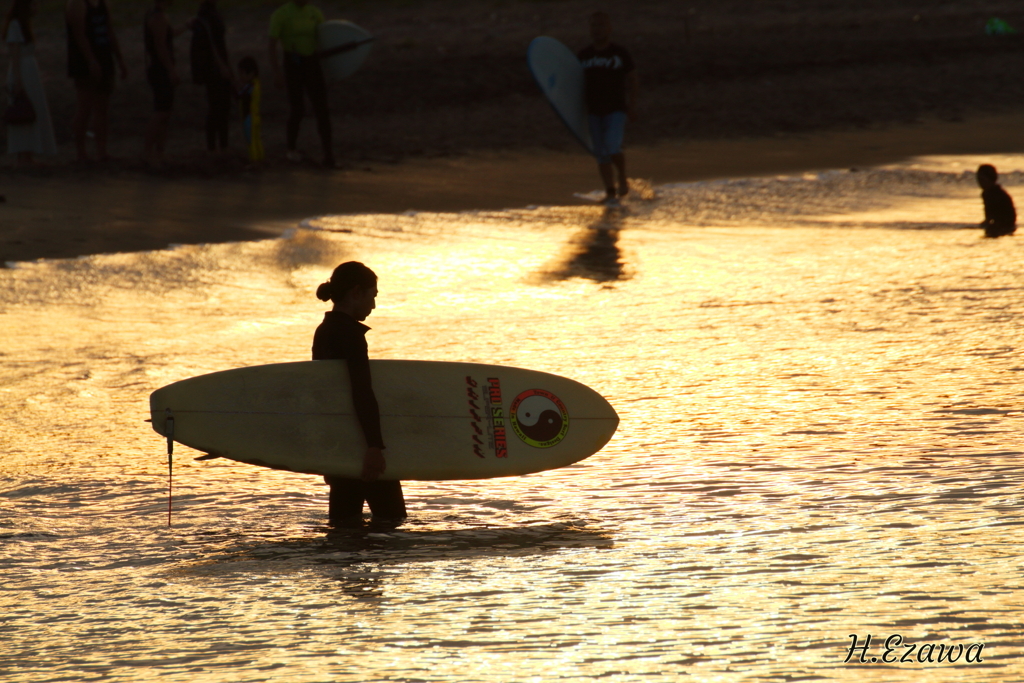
[267,0,334,167]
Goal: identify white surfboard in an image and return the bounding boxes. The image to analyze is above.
[528,36,594,155]
[317,20,374,82]
[150,360,618,481]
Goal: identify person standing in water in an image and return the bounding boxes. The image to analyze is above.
[976,164,1016,238]
[313,262,406,524]
[578,11,637,204]
[267,0,335,168]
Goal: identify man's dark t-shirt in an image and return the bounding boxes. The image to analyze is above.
[312,311,385,449]
[982,184,1017,237]
[577,43,634,116]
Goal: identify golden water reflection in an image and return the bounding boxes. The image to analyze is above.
[2,164,1024,681]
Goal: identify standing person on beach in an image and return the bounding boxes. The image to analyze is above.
[267,0,335,168]
[66,0,127,162]
[313,262,406,525]
[142,0,187,168]
[578,11,637,204]
[189,0,233,154]
[976,164,1016,238]
[5,0,57,165]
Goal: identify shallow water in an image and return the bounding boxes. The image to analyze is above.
[3,158,1024,682]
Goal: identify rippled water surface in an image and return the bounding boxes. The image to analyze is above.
[3,159,1024,682]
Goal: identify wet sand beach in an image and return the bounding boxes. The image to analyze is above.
[4,112,1024,265]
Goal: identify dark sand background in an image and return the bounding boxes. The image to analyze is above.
[3,0,1024,264]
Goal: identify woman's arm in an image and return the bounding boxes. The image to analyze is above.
[626,69,638,122]
[8,40,22,90]
[66,0,102,79]
[104,0,128,79]
[346,354,387,480]
[148,11,178,83]
[267,36,284,89]
[215,38,232,81]
[213,16,233,80]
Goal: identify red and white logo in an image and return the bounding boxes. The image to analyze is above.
[509,389,570,448]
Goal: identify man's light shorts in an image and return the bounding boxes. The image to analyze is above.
[588,111,627,164]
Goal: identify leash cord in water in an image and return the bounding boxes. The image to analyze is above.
[165,410,175,527]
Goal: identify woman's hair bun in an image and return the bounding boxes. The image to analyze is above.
[317,261,377,304]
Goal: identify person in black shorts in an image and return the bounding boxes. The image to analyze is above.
[977,164,1016,238]
[143,0,187,167]
[578,11,637,204]
[65,0,128,162]
[313,262,406,525]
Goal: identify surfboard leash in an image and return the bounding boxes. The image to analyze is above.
[165,409,175,527]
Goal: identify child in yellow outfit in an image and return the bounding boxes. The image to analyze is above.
[237,56,264,162]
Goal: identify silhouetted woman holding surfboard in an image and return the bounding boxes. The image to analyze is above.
[313,261,406,523]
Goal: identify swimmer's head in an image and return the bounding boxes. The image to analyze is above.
[977,164,998,189]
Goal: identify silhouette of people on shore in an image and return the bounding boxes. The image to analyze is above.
[977,164,1016,238]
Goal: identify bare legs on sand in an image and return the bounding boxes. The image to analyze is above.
[599,153,629,202]
[72,83,111,162]
[144,112,172,169]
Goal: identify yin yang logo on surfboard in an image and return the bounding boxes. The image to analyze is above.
[509,388,570,448]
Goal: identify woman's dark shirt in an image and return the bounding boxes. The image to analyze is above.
[67,0,114,79]
[312,311,385,449]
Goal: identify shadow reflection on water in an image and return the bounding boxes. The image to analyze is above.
[174,521,614,576]
[537,207,630,283]
[800,220,981,231]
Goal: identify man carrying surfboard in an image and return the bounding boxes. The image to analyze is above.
[578,12,637,204]
[267,0,335,168]
[312,262,406,523]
